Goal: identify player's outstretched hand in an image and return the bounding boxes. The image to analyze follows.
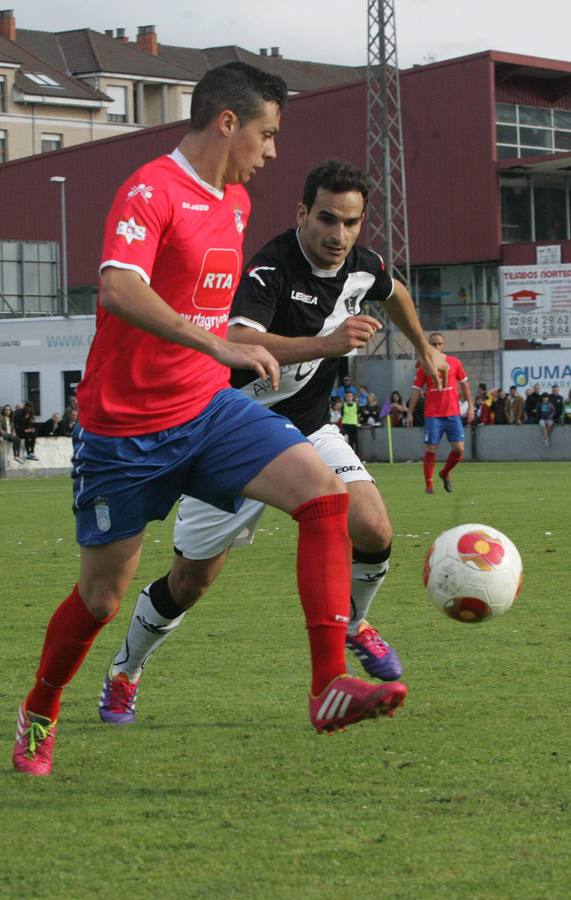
[418,345,448,388]
[213,341,281,390]
[326,315,382,356]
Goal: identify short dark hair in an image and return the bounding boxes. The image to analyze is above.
[302,159,369,211]
[189,62,288,131]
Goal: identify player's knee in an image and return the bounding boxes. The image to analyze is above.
[351,513,392,554]
[169,562,214,609]
[81,590,121,621]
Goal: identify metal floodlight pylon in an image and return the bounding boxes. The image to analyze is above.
[366,0,412,358]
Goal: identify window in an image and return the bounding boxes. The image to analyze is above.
[107,85,127,122]
[22,372,41,416]
[500,175,571,243]
[0,128,6,164]
[0,241,59,317]
[0,75,5,112]
[25,72,62,88]
[500,178,532,242]
[411,264,499,330]
[41,133,62,153]
[496,103,571,159]
[63,371,82,407]
[181,92,193,120]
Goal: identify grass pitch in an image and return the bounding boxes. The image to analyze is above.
[1,461,569,899]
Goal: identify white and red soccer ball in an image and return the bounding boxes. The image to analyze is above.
[423,524,523,622]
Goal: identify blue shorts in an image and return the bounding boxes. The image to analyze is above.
[423,415,464,446]
[72,388,307,546]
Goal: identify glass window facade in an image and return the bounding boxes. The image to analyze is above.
[0,241,59,317]
[500,175,571,243]
[411,264,499,331]
[496,103,571,158]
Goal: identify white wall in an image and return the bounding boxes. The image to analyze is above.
[0,315,94,415]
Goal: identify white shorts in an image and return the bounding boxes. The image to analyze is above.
[174,424,373,559]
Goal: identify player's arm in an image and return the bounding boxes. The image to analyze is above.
[99,268,280,388]
[227,315,381,363]
[460,378,475,424]
[383,281,447,385]
[406,386,421,427]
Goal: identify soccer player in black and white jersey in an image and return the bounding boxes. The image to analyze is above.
[100,159,446,726]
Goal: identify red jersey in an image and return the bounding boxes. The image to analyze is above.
[77,150,250,435]
[412,354,468,417]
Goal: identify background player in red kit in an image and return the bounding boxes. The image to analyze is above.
[406,331,474,493]
[13,63,411,777]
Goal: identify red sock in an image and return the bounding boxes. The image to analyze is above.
[292,493,351,696]
[423,450,436,487]
[441,449,463,477]
[25,584,116,721]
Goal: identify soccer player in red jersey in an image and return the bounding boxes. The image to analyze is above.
[12,64,433,777]
[407,332,474,493]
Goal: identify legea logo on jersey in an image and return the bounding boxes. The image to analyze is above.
[192,248,241,311]
[116,217,146,245]
[127,183,154,203]
[291,290,318,305]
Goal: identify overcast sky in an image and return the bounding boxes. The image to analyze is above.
[15,0,570,69]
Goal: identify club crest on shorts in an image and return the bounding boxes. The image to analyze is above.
[94,497,111,532]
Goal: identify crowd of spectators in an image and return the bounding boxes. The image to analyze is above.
[0,395,80,463]
[329,378,571,449]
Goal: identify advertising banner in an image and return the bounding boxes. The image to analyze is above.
[499,264,571,341]
[502,349,571,393]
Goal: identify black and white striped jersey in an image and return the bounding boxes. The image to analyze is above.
[229,228,394,435]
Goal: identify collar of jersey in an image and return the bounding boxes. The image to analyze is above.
[295,228,343,278]
[169,148,224,200]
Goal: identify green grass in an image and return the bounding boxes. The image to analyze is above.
[1,463,570,899]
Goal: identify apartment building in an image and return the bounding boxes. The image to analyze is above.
[0,9,364,163]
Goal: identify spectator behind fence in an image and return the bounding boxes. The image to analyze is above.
[359,392,381,426]
[329,398,343,428]
[13,401,38,460]
[39,412,62,437]
[505,385,524,424]
[550,385,564,424]
[357,385,369,408]
[538,392,556,446]
[564,389,571,424]
[1,404,24,463]
[491,388,508,424]
[477,383,493,407]
[474,396,492,424]
[341,391,359,451]
[58,408,79,437]
[525,383,542,423]
[332,374,358,401]
[389,391,407,427]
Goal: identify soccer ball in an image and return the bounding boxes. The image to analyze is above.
[423,524,523,622]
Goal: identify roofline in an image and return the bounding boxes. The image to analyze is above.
[402,49,571,76]
[76,71,196,86]
[12,89,106,108]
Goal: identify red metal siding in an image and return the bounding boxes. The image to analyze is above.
[0,83,367,286]
[400,56,501,265]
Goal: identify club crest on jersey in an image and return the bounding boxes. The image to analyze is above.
[344,290,362,315]
[234,208,245,234]
[116,217,146,245]
[127,183,154,203]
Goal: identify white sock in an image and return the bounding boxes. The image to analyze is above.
[347,558,390,635]
[111,583,186,682]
